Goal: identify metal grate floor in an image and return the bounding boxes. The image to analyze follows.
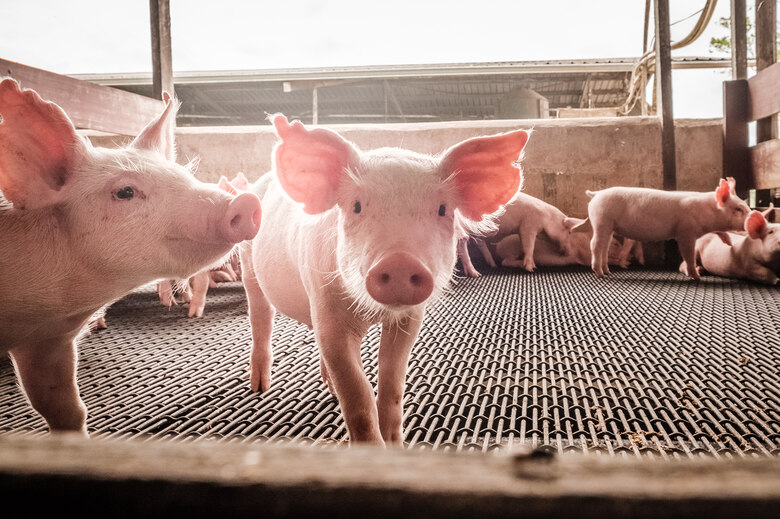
[1,267,779,459]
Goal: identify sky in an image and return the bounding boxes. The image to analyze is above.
[0,1,756,119]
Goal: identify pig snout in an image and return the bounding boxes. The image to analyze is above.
[365,252,434,306]
[221,192,262,243]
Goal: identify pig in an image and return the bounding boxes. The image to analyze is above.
[476,193,586,273]
[495,228,643,268]
[689,207,780,284]
[586,178,750,279]
[0,78,262,434]
[157,173,245,317]
[240,115,529,445]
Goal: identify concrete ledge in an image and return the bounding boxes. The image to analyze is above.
[0,435,778,518]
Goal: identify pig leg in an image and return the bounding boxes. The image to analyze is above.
[475,238,497,268]
[10,341,87,434]
[240,247,275,392]
[590,225,613,277]
[519,226,539,272]
[319,356,335,394]
[157,280,178,307]
[457,237,481,277]
[376,312,423,444]
[748,265,778,285]
[677,237,701,281]
[188,270,210,318]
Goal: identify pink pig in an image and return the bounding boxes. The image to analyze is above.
[240,115,529,445]
[690,207,780,284]
[157,173,245,317]
[0,79,262,434]
[495,229,643,268]
[586,178,750,279]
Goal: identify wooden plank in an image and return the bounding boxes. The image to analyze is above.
[723,80,752,190]
[0,435,779,518]
[654,0,676,191]
[751,138,780,188]
[754,0,777,142]
[0,59,164,136]
[731,0,748,79]
[149,0,174,100]
[747,61,780,121]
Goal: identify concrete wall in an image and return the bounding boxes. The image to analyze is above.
[83,116,724,222]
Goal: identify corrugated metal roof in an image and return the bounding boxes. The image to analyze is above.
[73,57,733,125]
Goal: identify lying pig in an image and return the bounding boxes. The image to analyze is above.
[586,178,749,279]
[240,115,529,445]
[0,79,262,434]
[689,207,780,284]
[495,228,643,268]
[483,193,586,272]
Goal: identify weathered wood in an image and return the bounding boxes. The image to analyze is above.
[0,59,164,136]
[149,0,174,100]
[654,0,676,192]
[751,138,780,187]
[755,0,777,142]
[723,80,752,191]
[731,0,748,79]
[0,435,778,518]
[747,61,780,121]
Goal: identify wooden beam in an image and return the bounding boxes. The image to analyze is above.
[654,0,676,192]
[751,138,780,188]
[747,61,780,121]
[731,0,748,79]
[149,0,174,100]
[0,59,164,136]
[755,0,777,142]
[723,79,752,190]
[1,436,780,518]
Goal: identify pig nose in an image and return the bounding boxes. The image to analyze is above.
[366,252,434,306]
[222,192,262,243]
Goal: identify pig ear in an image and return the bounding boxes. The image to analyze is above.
[761,202,775,222]
[272,114,360,214]
[564,217,587,231]
[726,176,737,193]
[440,130,529,221]
[131,92,178,161]
[571,217,592,233]
[217,175,237,195]
[745,210,768,239]
[232,171,249,191]
[715,178,731,208]
[0,78,87,209]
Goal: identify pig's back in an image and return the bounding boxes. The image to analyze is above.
[589,187,697,242]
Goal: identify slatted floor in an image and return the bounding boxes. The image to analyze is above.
[1,267,779,459]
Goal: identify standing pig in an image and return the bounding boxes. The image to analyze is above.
[241,115,529,445]
[690,208,780,284]
[485,193,586,272]
[0,79,262,434]
[586,178,749,279]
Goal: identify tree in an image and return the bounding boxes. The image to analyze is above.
[709,16,780,58]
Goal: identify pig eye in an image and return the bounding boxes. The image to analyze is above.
[438,204,446,217]
[115,186,135,200]
[353,201,361,214]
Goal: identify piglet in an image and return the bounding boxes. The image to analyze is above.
[691,207,780,284]
[157,173,245,317]
[240,115,529,445]
[586,178,749,279]
[495,228,642,268]
[0,79,262,434]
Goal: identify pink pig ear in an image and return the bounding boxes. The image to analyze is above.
[231,171,249,191]
[272,114,360,214]
[217,175,237,195]
[715,178,731,208]
[439,130,529,221]
[131,91,178,161]
[0,78,87,209]
[745,210,768,239]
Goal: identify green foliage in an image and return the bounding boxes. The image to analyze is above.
[708,16,757,57]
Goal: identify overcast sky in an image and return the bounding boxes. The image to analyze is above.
[0,1,751,118]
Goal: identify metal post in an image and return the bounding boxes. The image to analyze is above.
[755,0,778,142]
[654,0,676,192]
